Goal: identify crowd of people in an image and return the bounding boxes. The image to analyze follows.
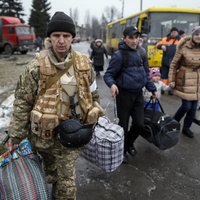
[2,10,200,199]
[104,25,200,163]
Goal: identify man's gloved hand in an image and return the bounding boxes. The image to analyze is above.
[93,101,105,116]
[87,107,100,124]
[86,102,105,124]
[161,45,167,51]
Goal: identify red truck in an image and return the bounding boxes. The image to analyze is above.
[0,16,34,54]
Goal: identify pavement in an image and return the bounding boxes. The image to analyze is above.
[75,55,200,200]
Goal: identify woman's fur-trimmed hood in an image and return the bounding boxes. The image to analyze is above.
[176,37,190,50]
[176,37,198,50]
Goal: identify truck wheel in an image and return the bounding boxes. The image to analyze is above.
[4,44,13,55]
[20,50,28,55]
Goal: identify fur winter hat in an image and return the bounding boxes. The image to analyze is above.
[47,11,76,37]
[192,26,200,36]
[150,68,161,78]
[95,39,103,43]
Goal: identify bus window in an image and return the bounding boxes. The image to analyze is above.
[132,16,139,27]
[127,18,132,26]
[108,27,112,40]
[112,32,116,38]
[141,18,149,33]
[112,24,118,38]
[149,12,200,38]
[121,24,126,36]
[115,23,121,38]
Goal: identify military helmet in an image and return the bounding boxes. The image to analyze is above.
[55,119,94,148]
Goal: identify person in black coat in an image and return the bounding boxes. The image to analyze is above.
[104,26,157,163]
[90,39,108,76]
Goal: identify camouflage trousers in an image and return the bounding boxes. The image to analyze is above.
[31,136,80,200]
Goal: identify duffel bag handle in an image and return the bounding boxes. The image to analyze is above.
[144,96,165,114]
[113,97,119,123]
[104,97,119,124]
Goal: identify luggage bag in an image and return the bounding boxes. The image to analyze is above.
[141,98,180,150]
[81,116,124,172]
[0,139,50,200]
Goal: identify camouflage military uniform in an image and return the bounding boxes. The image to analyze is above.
[31,137,80,200]
[8,43,103,200]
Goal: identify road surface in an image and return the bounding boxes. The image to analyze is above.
[74,42,200,200]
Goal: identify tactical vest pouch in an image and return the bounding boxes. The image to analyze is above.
[41,114,59,140]
[31,110,42,137]
[31,111,59,140]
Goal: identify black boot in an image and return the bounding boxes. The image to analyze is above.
[126,125,140,157]
[182,128,194,138]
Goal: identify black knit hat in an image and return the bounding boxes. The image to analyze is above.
[47,11,76,37]
[170,27,179,33]
[179,30,185,35]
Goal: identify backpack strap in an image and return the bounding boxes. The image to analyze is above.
[137,47,146,65]
[118,46,147,74]
[119,47,146,68]
[119,49,129,69]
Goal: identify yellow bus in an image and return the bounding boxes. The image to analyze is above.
[106,7,200,68]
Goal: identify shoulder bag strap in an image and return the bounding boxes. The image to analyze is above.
[144,96,164,113]
[39,52,76,96]
[144,97,165,121]
[155,98,165,113]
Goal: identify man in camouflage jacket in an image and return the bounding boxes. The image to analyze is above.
[6,12,104,200]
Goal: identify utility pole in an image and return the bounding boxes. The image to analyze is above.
[69,8,72,17]
[140,0,143,11]
[119,0,125,18]
[121,0,124,18]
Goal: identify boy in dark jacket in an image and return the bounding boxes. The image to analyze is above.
[104,26,157,163]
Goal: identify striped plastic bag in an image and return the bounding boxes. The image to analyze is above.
[81,116,124,172]
[0,139,50,200]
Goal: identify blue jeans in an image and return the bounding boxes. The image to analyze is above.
[174,99,198,129]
